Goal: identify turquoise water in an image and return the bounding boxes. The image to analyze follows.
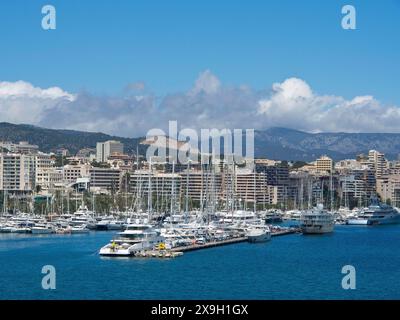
[0,224,399,300]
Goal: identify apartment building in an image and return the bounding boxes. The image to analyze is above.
[96,140,124,163]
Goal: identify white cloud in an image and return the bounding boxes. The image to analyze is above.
[190,70,221,95]
[0,81,75,124]
[258,78,400,133]
[1,74,400,136]
[0,80,75,101]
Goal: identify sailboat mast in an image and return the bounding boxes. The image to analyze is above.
[170,161,176,228]
[148,159,152,218]
[253,167,256,213]
[330,169,333,211]
[185,161,189,223]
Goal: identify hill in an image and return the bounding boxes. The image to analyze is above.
[1,122,400,161]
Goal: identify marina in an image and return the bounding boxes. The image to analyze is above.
[1,197,398,259]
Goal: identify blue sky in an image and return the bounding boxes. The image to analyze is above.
[0,0,399,102]
[0,0,400,136]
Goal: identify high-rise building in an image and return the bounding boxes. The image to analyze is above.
[368,150,387,178]
[90,167,121,192]
[96,140,124,163]
[0,153,36,191]
[316,155,334,173]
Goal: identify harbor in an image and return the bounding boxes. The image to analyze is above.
[1,197,398,259]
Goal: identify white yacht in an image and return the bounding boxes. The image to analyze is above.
[163,214,186,226]
[284,209,302,221]
[69,204,96,229]
[70,224,90,234]
[300,204,335,234]
[99,223,164,256]
[246,226,271,243]
[347,199,400,225]
[219,210,263,227]
[31,223,55,234]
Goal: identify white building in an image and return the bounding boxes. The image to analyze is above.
[368,150,387,178]
[0,141,39,154]
[96,140,124,163]
[0,153,36,191]
[36,168,63,191]
[63,164,91,184]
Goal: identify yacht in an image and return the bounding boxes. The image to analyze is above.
[99,223,164,256]
[219,210,263,227]
[0,223,18,233]
[106,220,126,231]
[95,219,110,231]
[284,209,302,221]
[163,214,186,226]
[347,199,400,225]
[300,204,335,234]
[263,209,283,223]
[69,204,96,229]
[31,223,55,234]
[246,226,271,243]
[70,224,90,234]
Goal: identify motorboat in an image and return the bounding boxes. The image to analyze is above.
[347,199,400,225]
[246,226,271,243]
[300,204,334,234]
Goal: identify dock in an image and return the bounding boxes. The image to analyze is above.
[170,236,248,253]
[131,228,300,259]
[271,228,300,237]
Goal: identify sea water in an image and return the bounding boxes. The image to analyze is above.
[0,224,399,299]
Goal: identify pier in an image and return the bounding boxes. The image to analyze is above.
[271,228,300,237]
[132,228,300,258]
[170,236,248,253]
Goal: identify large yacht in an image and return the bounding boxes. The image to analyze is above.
[69,204,96,229]
[246,225,271,243]
[218,210,263,227]
[347,199,400,225]
[99,223,164,256]
[300,204,335,234]
[31,223,55,234]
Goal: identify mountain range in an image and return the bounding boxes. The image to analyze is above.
[1,122,400,161]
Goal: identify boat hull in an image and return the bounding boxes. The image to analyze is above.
[31,229,54,234]
[346,219,369,225]
[99,249,132,256]
[106,224,125,231]
[347,215,400,225]
[265,217,282,223]
[301,225,334,234]
[248,233,271,243]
